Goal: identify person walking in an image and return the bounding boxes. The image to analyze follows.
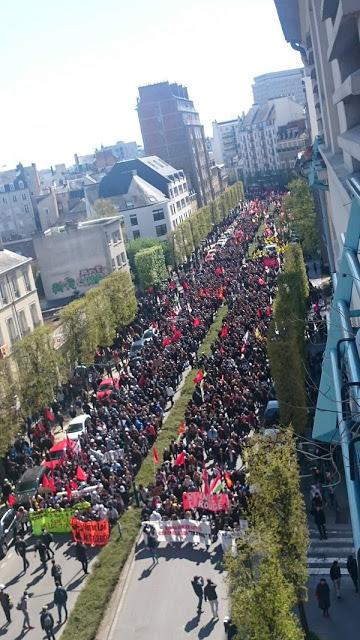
[165,384,175,409]
[346,554,358,593]
[35,539,48,573]
[51,559,63,586]
[191,576,204,615]
[330,560,341,599]
[75,541,88,574]
[19,591,34,630]
[313,505,327,540]
[54,582,68,624]
[41,528,55,559]
[316,578,330,617]
[15,535,29,573]
[204,579,219,619]
[40,606,55,640]
[0,585,11,625]
[147,527,158,564]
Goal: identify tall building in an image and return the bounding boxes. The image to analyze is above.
[252,68,306,106]
[94,156,192,240]
[212,119,241,168]
[275,0,360,561]
[0,165,38,240]
[137,82,214,208]
[238,96,308,185]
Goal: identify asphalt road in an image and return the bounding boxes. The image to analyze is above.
[305,575,360,639]
[106,539,229,640]
[0,533,98,639]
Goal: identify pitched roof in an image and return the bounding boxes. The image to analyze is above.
[0,249,30,274]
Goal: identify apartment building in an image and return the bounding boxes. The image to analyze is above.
[212,119,241,168]
[0,165,38,240]
[137,82,214,207]
[0,249,42,354]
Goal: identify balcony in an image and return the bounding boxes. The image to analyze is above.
[333,69,360,104]
[327,0,360,62]
[321,0,339,21]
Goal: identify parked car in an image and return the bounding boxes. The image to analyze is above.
[96,377,119,401]
[66,414,91,440]
[263,400,280,427]
[0,507,19,558]
[14,466,49,506]
[128,338,144,360]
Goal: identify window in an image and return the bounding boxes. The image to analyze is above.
[13,195,17,202]
[173,186,178,196]
[23,269,31,292]
[176,201,181,211]
[111,258,116,269]
[9,276,19,298]
[19,310,29,335]
[112,230,121,244]
[125,201,134,209]
[22,193,27,200]
[24,204,29,213]
[133,230,140,239]
[2,197,6,204]
[116,255,121,266]
[0,281,8,305]
[6,317,18,344]
[30,303,40,327]
[152,208,165,222]
[181,198,185,208]
[130,215,138,226]
[155,224,167,237]
[178,184,183,194]
[120,251,127,265]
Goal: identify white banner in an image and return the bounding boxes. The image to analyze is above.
[143,518,211,543]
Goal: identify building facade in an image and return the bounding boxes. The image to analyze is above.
[34,217,128,302]
[137,82,214,208]
[252,68,306,106]
[238,96,308,184]
[212,119,241,168]
[0,165,38,240]
[95,156,192,240]
[0,249,43,354]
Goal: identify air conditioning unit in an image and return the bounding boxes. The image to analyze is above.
[0,344,9,358]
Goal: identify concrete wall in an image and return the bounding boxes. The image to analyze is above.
[36,190,60,231]
[0,188,37,239]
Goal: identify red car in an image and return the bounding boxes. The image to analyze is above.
[96,377,119,401]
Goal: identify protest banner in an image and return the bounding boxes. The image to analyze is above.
[218,520,249,554]
[70,517,110,546]
[182,491,230,512]
[29,501,91,535]
[143,518,211,543]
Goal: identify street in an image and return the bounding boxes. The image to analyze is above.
[105,540,228,640]
[0,534,98,639]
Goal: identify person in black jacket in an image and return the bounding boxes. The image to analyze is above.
[75,541,88,574]
[330,560,341,598]
[15,535,29,573]
[191,576,204,615]
[204,579,218,619]
[54,582,68,624]
[313,506,327,540]
[40,606,55,640]
[346,554,358,592]
[316,579,330,617]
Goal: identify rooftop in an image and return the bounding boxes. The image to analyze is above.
[0,248,30,274]
[254,67,303,82]
[43,216,120,236]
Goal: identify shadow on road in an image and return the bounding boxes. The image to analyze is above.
[135,542,216,566]
[198,618,218,638]
[67,572,86,591]
[184,614,200,632]
[138,561,159,580]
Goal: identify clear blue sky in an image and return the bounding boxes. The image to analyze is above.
[0,0,300,169]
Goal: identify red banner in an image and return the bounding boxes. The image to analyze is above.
[70,517,110,546]
[182,492,230,512]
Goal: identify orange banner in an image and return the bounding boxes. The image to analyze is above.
[70,517,110,546]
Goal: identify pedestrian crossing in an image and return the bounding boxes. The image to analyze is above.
[307,525,354,575]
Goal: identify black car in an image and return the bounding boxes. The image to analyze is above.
[0,507,19,558]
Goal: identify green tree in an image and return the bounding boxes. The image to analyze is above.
[60,298,97,368]
[0,359,20,456]
[93,198,118,218]
[100,270,137,327]
[13,326,61,415]
[126,237,163,272]
[135,245,167,290]
[85,287,116,348]
[283,179,319,258]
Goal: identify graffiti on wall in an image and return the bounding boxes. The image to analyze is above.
[51,265,107,296]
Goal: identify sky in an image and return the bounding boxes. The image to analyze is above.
[0,0,301,170]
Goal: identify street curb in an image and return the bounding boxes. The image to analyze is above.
[95,531,141,640]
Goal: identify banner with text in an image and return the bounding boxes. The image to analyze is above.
[143,518,211,543]
[70,517,110,546]
[182,492,230,512]
[29,502,91,535]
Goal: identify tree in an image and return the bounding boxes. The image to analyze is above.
[85,287,116,348]
[0,359,20,456]
[283,179,319,258]
[126,237,163,272]
[13,326,61,416]
[135,245,167,290]
[60,298,96,369]
[100,270,137,327]
[93,198,118,218]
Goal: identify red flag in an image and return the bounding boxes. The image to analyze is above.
[203,466,210,495]
[44,473,56,493]
[256,308,262,318]
[215,266,223,277]
[193,317,200,327]
[8,494,16,507]
[76,466,87,482]
[218,286,224,300]
[224,471,233,489]
[42,473,51,488]
[175,451,186,466]
[172,329,182,342]
[66,485,72,500]
[70,480,78,490]
[162,337,171,347]
[169,280,176,290]
[193,369,203,384]
[152,447,160,465]
[220,325,228,338]
[178,421,186,435]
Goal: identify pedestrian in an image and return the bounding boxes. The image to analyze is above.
[147,526,158,564]
[19,591,34,630]
[0,585,11,625]
[41,528,55,558]
[35,539,48,572]
[166,384,175,409]
[75,541,88,574]
[40,606,55,640]
[330,560,341,598]
[191,576,204,615]
[204,579,219,619]
[316,578,330,617]
[313,505,327,540]
[223,616,237,639]
[14,535,29,572]
[51,559,63,586]
[54,582,68,624]
[346,554,358,592]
